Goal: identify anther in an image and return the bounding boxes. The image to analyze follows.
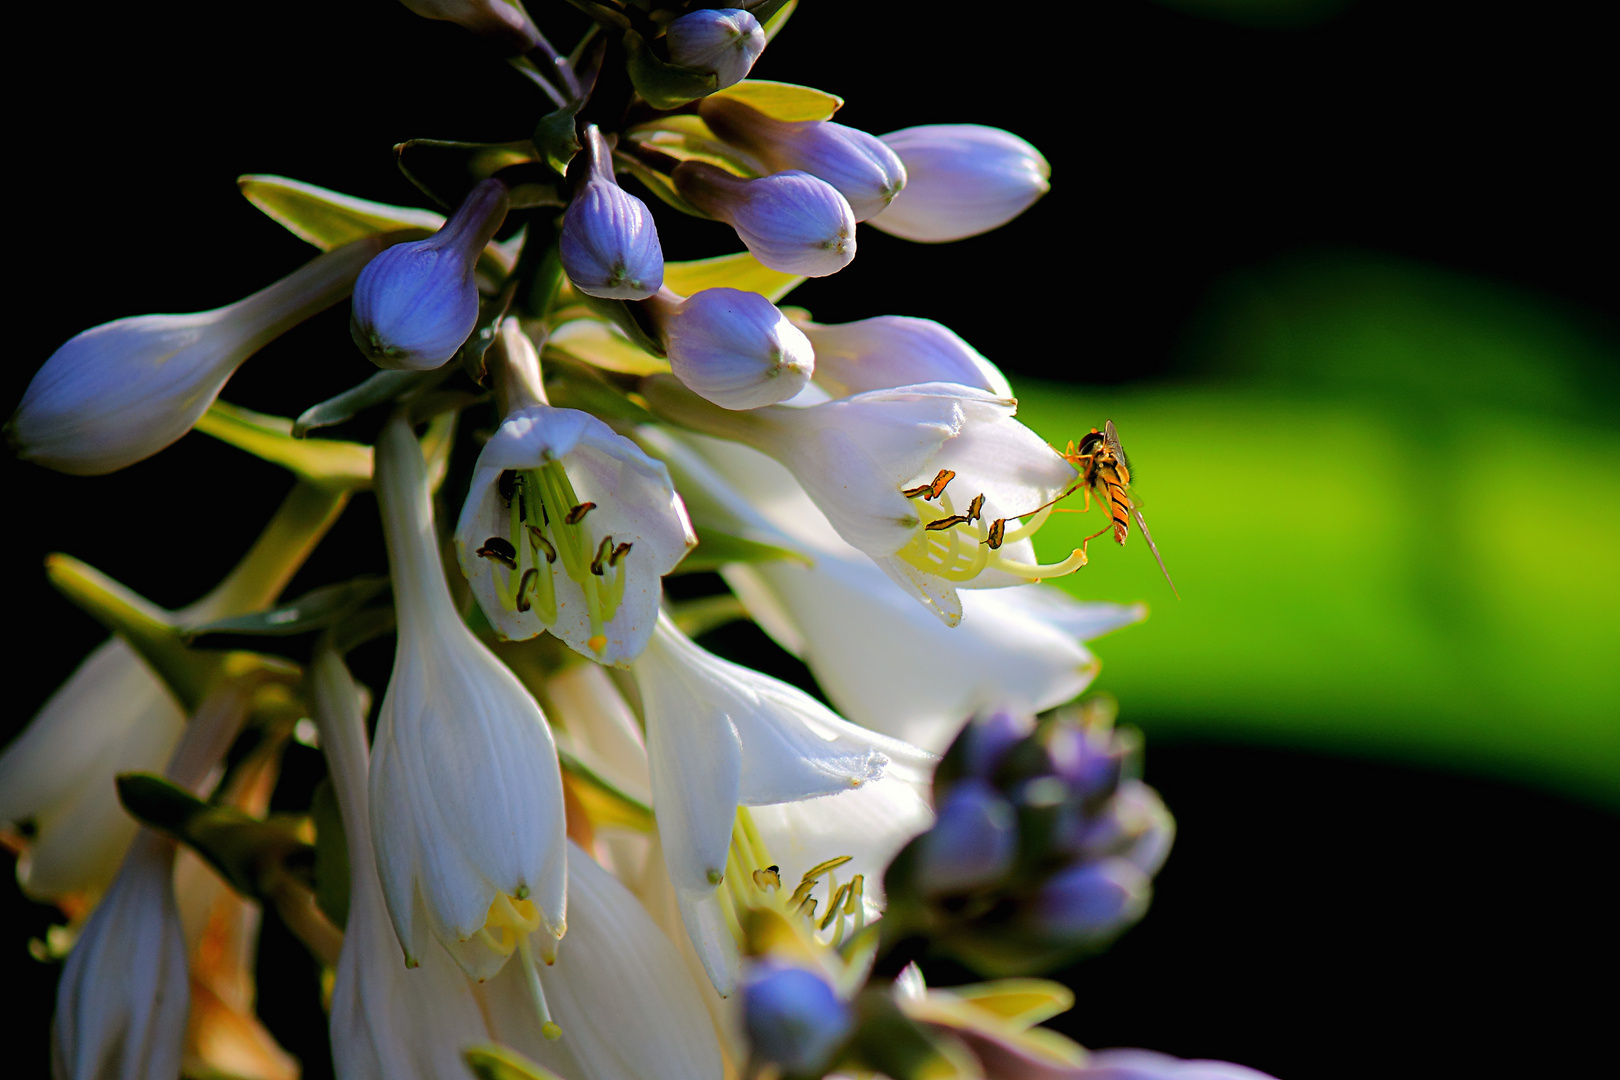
[752,865,781,890]
[476,537,518,569]
[516,568,539,612]
[924,514,972,531]
[967,493,985,522]
[565,502,596,524]
[590,535,613,576]
[528,527,557,563]
[984,518,1007,549]
[609,541,632,566]
[498,469,517,506]
[902,468,955,500]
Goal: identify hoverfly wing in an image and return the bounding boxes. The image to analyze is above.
[1131,505,1180,600]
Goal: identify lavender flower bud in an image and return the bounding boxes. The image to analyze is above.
[742,961,852,1075]
[915,778,1018,894]
[350,178,509,370]
[664,8,766,90]
[672,161,856,277]
[1083,1048,1281,1079]
[700,96,906,221]
[1028,857,1151,944]
[800,315,1012,398]
[649,287,814,409]
[397,0,540,53]
[561,127,664,299]
[869,124,1050,243]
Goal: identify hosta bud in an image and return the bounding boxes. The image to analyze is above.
[914,778,1018,894]
[742,961,853,1075]
[799,314,1012,398]
[664,8,765,90]
[700,97,906,221]
[560,126,664,299]
[397,0,541,53]
[1083,1049,1281,1079]
[672,161,856,276]
[648,287,814,409]
[934,712,1033,797]
[350,178,509,370]
[869,125,1050,243]
[1028,857,1151,944]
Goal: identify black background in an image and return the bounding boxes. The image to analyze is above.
[3,2,1615,1078]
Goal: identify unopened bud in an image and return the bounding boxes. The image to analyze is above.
[665,8,766,90]
[869,125,1050,243]
[1047,720,1131,803]
[350,179,510,370]
[1028,857,1151,944]
[1083,1048,1282,1079]
[397,0,541,53]
[561,127,664,300]
[672,161,856,277]
[914,778,1018,894]
[742,961,853,1075]
[648,287,814,409]
[798,315,1011,398]
[700,97,906,221]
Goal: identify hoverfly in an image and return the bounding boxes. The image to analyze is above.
[1063,420,1179,598]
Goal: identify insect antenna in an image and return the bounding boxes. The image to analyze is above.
[1132,506,1180,599]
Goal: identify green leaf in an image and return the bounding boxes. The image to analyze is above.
[292,370,441,438]
[757,0,798,42]
[310,778,350,930]
[573,289,667,356]
[464,1044,568,1080]
[394,138,541,210]
[664,250,804,303]
[535,102,584,178]
[676,526,813,574]
[710,78,843,121]
[845,988,979,1080]
[238,174,443,251]
[195,400,373,490]
[185,576,390,641]
[623,29,718,110]
[541,356,658,424]
[545,318,669,376]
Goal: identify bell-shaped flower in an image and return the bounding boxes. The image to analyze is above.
[643,375,1086,624]
[560,126,664,300]
[8,237,383,475]
[633,612,935,992]
[397,0,542,53]
[312,644,497,1080]
[351,178,510,370]
[869,124,1051,243]
[644,286,815,409]
[456,321,695,664]
[798,314,1011,398]
[672,161,856,276]
[665,7,766,90]
[370,412,568,979]
[1081,1049,1281,1079]
[480,843,725,1080]
[701,96,907,221]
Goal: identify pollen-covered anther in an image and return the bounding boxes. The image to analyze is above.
[590,535,614,576]
[752,865,782,891]
[565,502,596,525]
[477,536,518,569]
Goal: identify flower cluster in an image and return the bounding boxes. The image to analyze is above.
[3,3,1273,1080]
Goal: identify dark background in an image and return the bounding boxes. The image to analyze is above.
[3,1,1615,1077]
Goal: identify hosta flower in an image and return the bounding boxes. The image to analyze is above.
[672,162,856,276]
[1081,1049,1281,1079]
[455,321,695,664]
[8,237,383,475]
[664,7,766,90]
[869,124,1051,243]
[560,126,664,300]
[701,96,907,221]
[370,412,568,979]
[645,286,815,409]
[350,178,509,370]
[397,0,541,53]
[312,644,497,1080]
[633,612,935,992]
[797,314,1011,399]
[644,375,1087,624]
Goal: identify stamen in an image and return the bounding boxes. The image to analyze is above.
[498,469,517,506]
[902,468,955,500]
[752,866,781,890]
[984,518,1006,549]
[515,568,539,613]
[967,493,985,522]
[516,933,562,1041]
[528,526,557,563]
[590,535,613,576]
[923,514,971,531]
[819,882,851,931]
[609,541,632,566]
[476,537,517,570]
[565,502,596,525]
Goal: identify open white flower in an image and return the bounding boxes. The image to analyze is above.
[633,612,935,991]
[644,375,1086,624]
[456,322,695,665]
[371,413,568,980]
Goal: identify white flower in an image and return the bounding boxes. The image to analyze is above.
[456,321,695,664]
[869,124,1051,243]
[798,314,1011,399]
[648,286,816,409]
[672,162,856,276]
[350,179,509,370]
[370,413,568,979]
[665,7,766,90]
[701,97,907,221]
[312,644,496,1080]
[8,238,383,475]
[633,612,935,991]
[643,375,1086,624]
[481,843,725,1080]
[560,126,664,300]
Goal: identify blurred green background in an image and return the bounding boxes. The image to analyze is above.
[1018,251,1619,806]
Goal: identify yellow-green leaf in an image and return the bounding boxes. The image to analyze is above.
[196,401,374,491]
[464,1044,567,1080]
[664,251,804,303]
[238,175,442,251]
[710,78,843,121]
[546,318,669,375]
[949,979,1075,1029]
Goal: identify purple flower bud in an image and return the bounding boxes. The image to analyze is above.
[916,778,1018,893]
[1062,780,1176,876]
[648,287,814,409]
[1047,721,1127,802]
[1029,858,1151,943]
[742,961,852,1075]
[1082,1048,1281,1079]
[397,0,541,53]
[665,8,765,90]
[870,124,1050,243]
[350,179,508,370]
[960,711,1033,782]
[561,127,664,300]
[701,97,907,221]
[799,315,1011,398]
[672,161,856,277]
